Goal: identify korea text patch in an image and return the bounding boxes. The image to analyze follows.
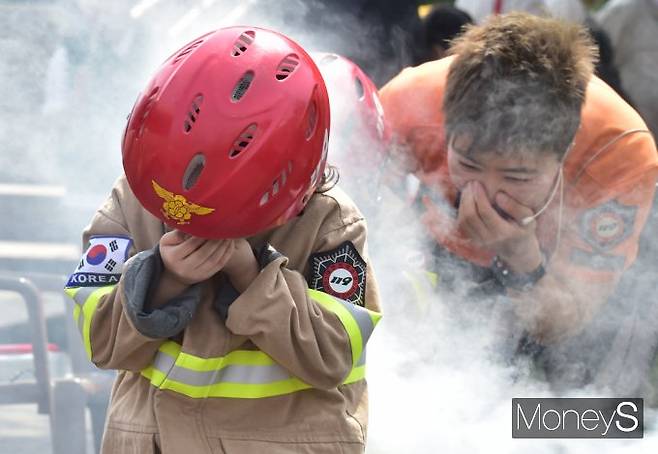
[66,236,133,288]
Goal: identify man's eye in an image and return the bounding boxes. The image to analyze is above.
[504,176,531,183]
[459,161,480,171]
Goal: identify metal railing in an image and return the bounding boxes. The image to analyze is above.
[0,276,52,413]
[0,273,95,454]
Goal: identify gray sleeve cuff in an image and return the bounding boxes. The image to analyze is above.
[213,274,240,322]
[122,245,201,339]
[254,242,285,269]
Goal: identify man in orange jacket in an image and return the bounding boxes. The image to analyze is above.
[379,13,658,384]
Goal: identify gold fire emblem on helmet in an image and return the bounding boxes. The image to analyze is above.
[152,180,215,225]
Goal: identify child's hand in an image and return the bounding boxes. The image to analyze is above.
[159,230,235,285]
[222,239,260,293]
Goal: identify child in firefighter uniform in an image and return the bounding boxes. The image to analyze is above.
[379,13,658,387]
[64,27,381,453]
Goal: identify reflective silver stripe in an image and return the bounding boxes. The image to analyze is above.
[153,348,176,375]
[144,340,369,398]
[70,287,97,335]
[357,349,366,367]
[332,298,375,351]
[151,348,296,386]
[71,287,96,306]
[151,348,365,388]
[166,362,293,386]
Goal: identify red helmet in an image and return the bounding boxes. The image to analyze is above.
[122,26,330,239]
[313,52,389,154]
[312,53,394,206]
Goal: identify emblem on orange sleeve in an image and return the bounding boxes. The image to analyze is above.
[152,180,214,225]
[580,200,637,251]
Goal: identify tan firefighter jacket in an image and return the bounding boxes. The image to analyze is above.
[64,175,381,454]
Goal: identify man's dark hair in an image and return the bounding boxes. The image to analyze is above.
[443,13,598,159]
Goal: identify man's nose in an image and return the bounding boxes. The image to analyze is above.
[478,174,499,204]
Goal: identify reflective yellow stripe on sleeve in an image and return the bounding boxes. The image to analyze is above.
[64,285,116,360]
[308,288,381,366]
[139,289,379,399]
[141,340,367,399]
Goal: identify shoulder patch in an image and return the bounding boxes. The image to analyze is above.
[308,241,367,307]
[66,236,133,288]
[579,200,637,251]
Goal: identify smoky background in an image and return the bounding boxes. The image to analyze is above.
[0,0,657,453]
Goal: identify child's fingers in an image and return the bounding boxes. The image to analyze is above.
[160,230,186,247]
[210,240,236,269]
[192,239,231,269]
[194,240,234,277]
[175,236,207,260]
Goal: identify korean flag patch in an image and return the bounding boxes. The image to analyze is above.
[66,236,133,288]
[308,241,367,307]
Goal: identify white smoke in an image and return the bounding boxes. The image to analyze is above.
[2,1,657,453]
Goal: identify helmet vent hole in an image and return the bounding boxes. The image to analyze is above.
[280,162,292,188]
[280,169,287,187]
[229,123,257,158]
[354,77,365,100]
[305,100,318,140]
[276,54,299,81]
[232,71,254,102]
[182,153,206,191]
[183,94,204,134]
[259,164,292,206]
[173,38,204,65]
[137,86,160,138]
[232,30,255,57]
[318,54,338,66]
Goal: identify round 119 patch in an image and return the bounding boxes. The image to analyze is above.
[579,200,637,251]
[308,241,367,307]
